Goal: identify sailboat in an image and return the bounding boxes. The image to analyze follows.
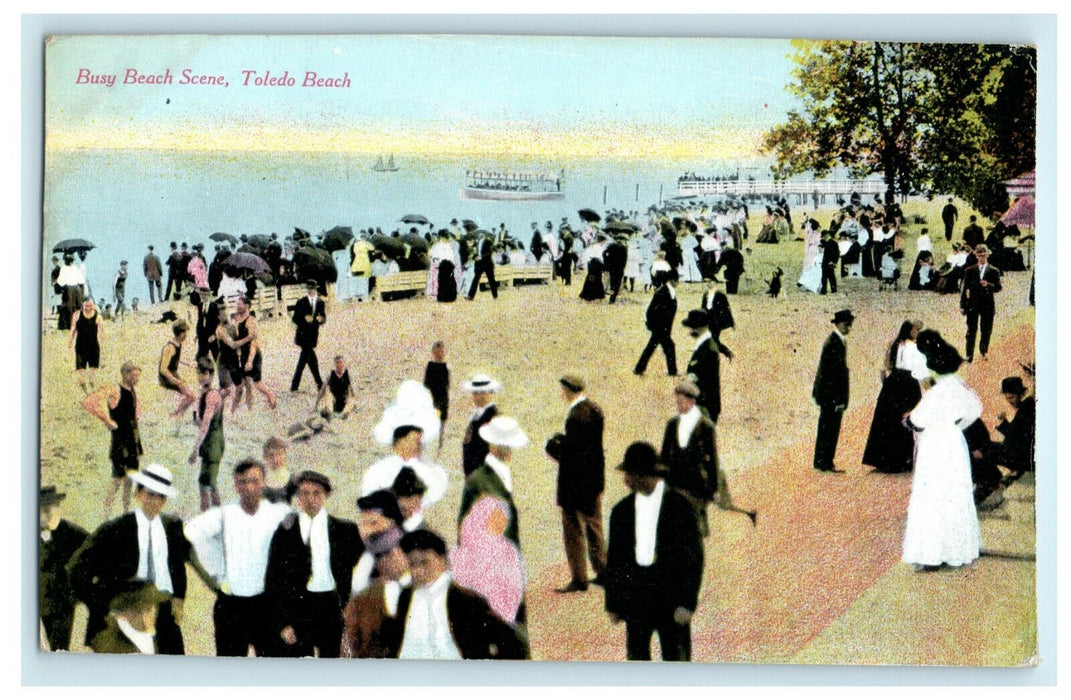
[372,154,399,172]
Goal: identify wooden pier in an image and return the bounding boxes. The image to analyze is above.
[678,178,888,206]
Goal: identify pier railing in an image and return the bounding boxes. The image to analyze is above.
[678,179,887,197]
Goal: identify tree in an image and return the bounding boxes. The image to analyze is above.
[764,40,1036,214]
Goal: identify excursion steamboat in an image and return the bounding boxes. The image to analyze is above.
[459,169,564,201]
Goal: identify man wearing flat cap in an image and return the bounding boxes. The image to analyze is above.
[682,309,733,424]
[68,463,191,654]
[39,486,88,651]
[90,580,170,654]
[461,374,501,478]
[546,375,607,593]
[265,471,364,657]
[812,310,853,473]
[290,279,327,392]
[660,381,719,536]
[604,441,703,661]
[960,244,1002,363]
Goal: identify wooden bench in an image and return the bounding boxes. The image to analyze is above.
[376,271,426,301]
[510,264,552,286]
[279,284,307,313]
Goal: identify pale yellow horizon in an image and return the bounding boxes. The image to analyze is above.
[45,123,769,160]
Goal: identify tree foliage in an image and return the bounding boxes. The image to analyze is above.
[763,40,1036,214]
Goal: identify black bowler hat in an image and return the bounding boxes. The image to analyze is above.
[831,309,855,325]
[357,489,404,528]
[616,441,669,477]
[1001,377,1027,396]
[681,309,710,329]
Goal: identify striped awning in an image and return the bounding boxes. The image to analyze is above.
[1003,170,1035,197]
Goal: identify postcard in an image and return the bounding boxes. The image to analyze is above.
[37,30,1041,669]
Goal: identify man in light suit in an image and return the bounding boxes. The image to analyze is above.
[633,269,678,377]
[604,441,703,661]
[264,471,364,658]
[545,375,607,593]
[812,309,853,473]
[960,245,1002,363]
[290,279,326,392]
[67,464,191,654]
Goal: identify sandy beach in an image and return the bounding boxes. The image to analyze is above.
[38,201,1038,663]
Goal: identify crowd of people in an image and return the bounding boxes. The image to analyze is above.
[40,192,1035,662]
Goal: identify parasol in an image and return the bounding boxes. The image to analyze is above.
[578,208,601,223]
[1001,195,1035,228]
[209,232,239,245]
[321,226,355,252]
[400,214,430,225]
[292,246,338,283]
[223,252,270,276]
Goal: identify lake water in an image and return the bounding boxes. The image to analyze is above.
[42,148,778,303]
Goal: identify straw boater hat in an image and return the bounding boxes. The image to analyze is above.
[461,373,502,393]
[673,380,701,399]
[129,463,176,498]
[478,416,530,449]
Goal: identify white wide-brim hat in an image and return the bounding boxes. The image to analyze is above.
[461,373,502,393]
[373,380,441,446]
[128,463,176,498]
[478,416,529,449]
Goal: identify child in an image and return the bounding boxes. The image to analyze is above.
[262,437,292,504]
[317,355,355,419]
[423,341,450,455]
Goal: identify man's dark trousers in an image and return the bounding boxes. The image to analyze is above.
[291,346,322,391]
[468,259,498,299]
[965,309,994,361]
[634,332,677,376]
[813,403,843,470]
[625,613,691,661]
[213,593,276,657]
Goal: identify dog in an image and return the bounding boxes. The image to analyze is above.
[766,267,783,298]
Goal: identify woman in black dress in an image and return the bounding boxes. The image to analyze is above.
[862,320,929,473]
[69,298,103,394]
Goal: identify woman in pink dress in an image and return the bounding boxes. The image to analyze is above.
[449,496,525,625]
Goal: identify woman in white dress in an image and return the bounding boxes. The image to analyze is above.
[901,331,983,571]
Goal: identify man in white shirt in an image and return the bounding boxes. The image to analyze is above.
[392,529,525,660]
[264,470,363,658]
[361,425,448,523]
[604,441,704,661]
[185,458,291,656]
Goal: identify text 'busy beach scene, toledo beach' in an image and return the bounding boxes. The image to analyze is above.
[39,34,1039,666]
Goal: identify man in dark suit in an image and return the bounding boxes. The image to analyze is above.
[39,486,88,651]
[962,215,985,249]
[633,269,678,376]
[659,381,719,536]
[467,235,499,300]
[812,309,853,473]
[290,279,326,392]
[460,374,501,477]
[819,230,840,294]
[604,441,703,661]
[67,464,191,654]
[682,309,733,424]
[545,375,607,593]
[264,471,364,658]
[941,197,959,241]
[960,245,1002,363]
[384,529,525,659]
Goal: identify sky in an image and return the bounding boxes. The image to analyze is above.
[45,35,801,158]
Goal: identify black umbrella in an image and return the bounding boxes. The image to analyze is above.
[474,229,493,238]
[400,214,430,225]
[462,219,479,232]
[322,226,355,252]
[604,221,638,234]
[223,252,271,276]
[292,246,338,283]
[52,238,96,253]
[246,234,272,248]
[209,232,239,245]
[578,208,601,223]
